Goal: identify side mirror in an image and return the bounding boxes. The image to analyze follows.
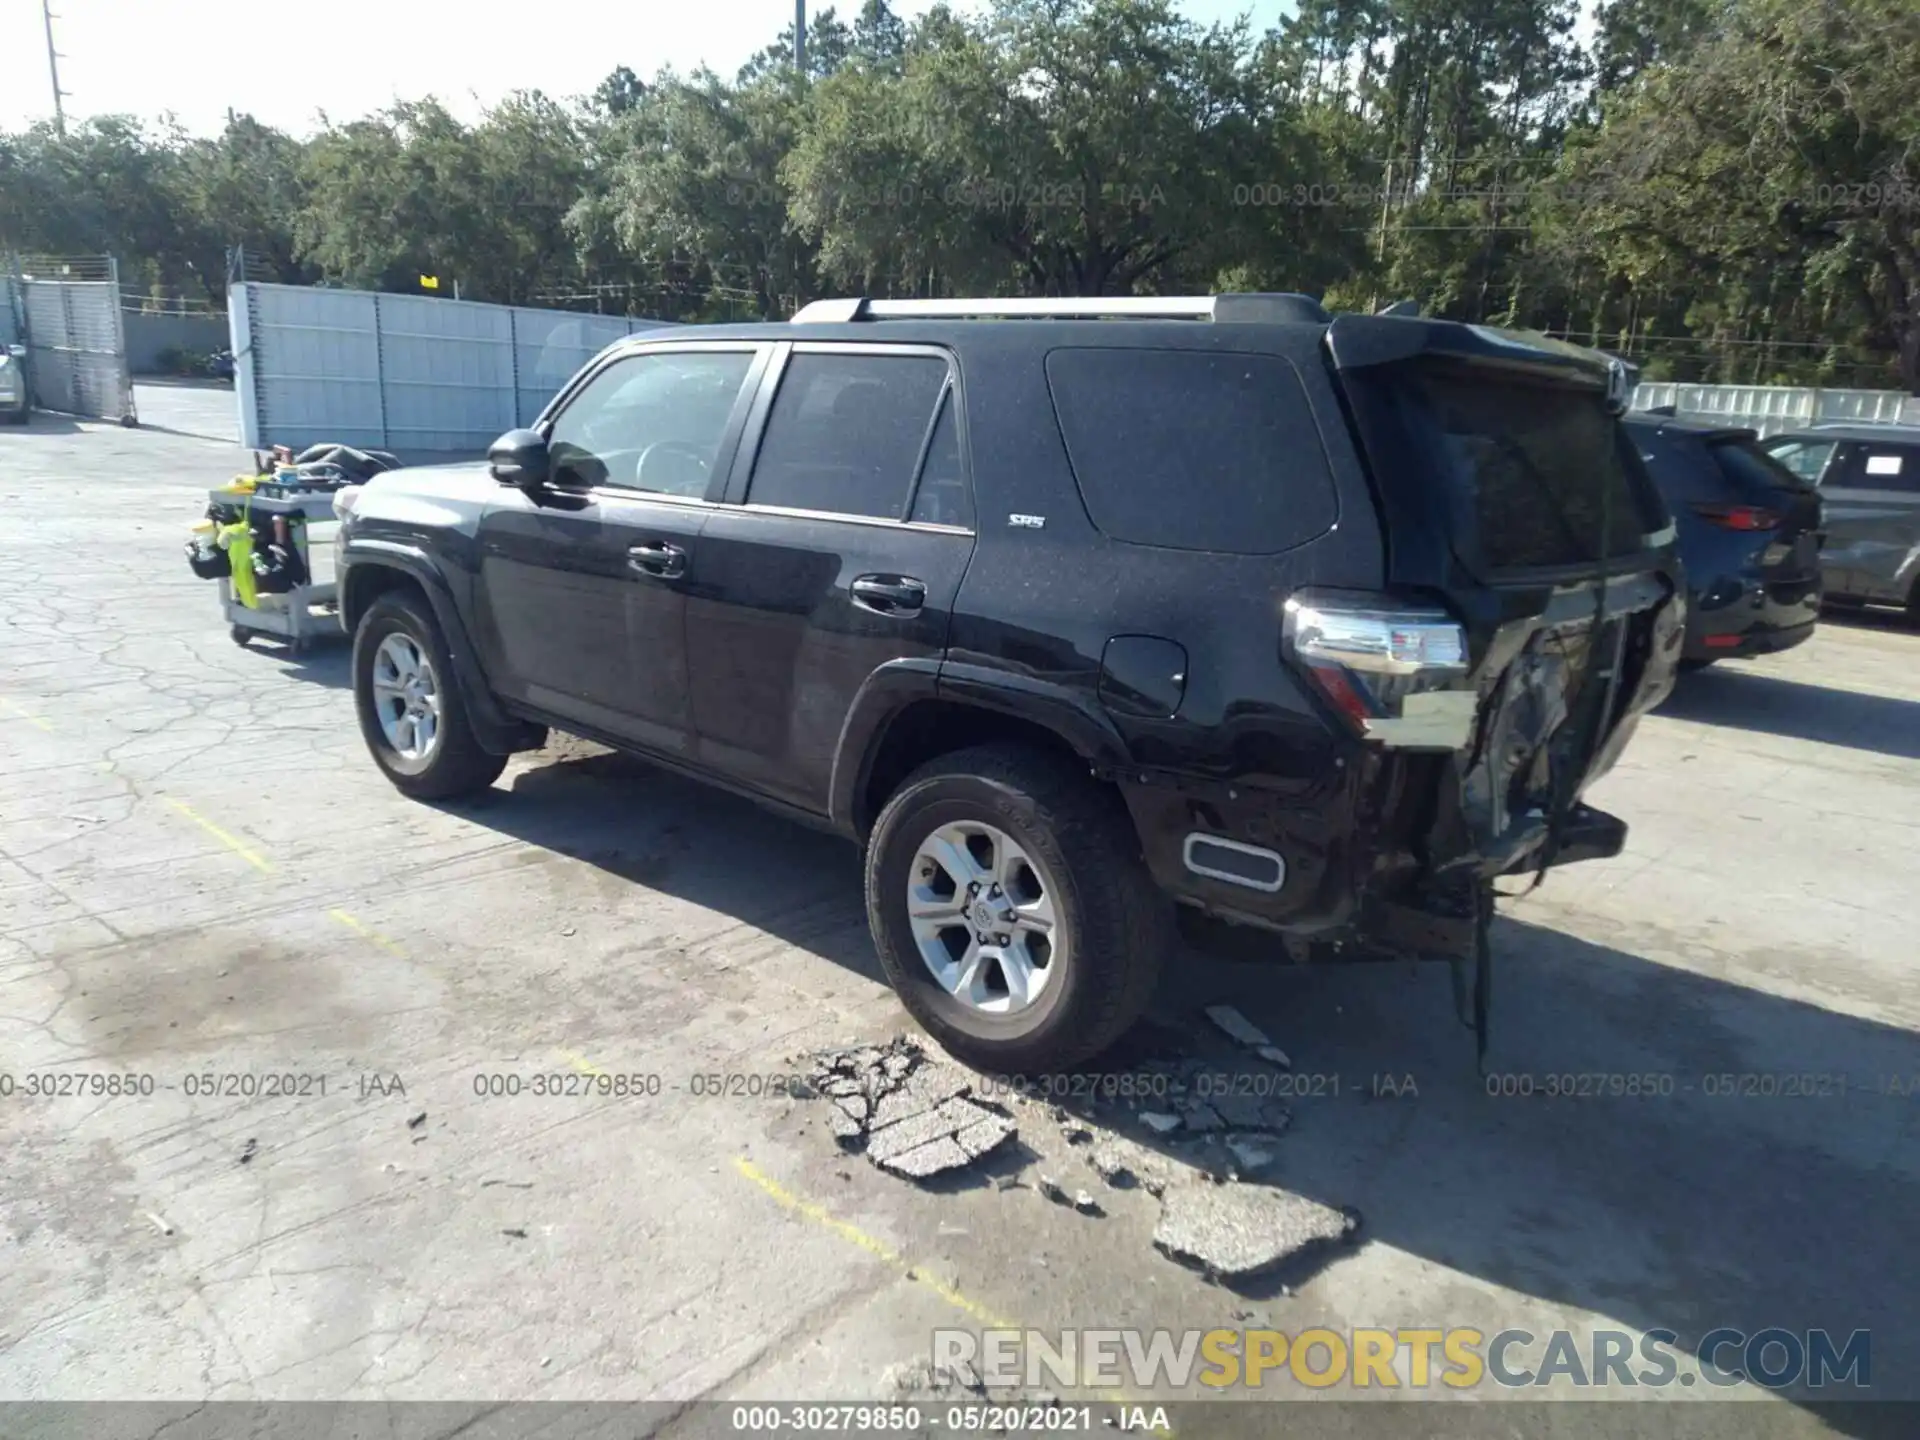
[488,429,550,490]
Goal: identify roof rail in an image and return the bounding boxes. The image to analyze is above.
[789,293,1332,325]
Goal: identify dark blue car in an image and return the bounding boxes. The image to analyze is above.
[1626,413,1825,668]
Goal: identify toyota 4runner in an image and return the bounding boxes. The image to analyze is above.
[336,294,1684,1072]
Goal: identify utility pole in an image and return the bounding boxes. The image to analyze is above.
[794,0,806,75]
[42,0,68,135]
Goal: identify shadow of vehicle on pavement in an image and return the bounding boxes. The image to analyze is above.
[1659,666,1920,761]
[448,740,1915,1431]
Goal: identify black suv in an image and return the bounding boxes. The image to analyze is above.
[337,294,1684,1071]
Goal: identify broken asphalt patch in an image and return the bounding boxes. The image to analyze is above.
[806,1037,1015,1181]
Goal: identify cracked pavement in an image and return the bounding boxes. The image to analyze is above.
[1,387,1917,1433]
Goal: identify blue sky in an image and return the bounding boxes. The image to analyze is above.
[0,0,1297,136]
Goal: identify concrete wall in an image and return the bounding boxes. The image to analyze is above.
[123,312,229,375]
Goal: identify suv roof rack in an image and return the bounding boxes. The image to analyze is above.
[790,293,1334,325]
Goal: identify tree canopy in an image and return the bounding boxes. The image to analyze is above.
[3,0,1916,388]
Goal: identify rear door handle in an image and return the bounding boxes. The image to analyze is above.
[628,542,687,580]
[851,575,927,615]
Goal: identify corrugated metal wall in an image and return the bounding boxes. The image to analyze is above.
[231,282,676,456]
[1631,382,1920,437]
[19,278,136,423]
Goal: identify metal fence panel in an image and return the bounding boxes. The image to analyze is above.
[378,294,518,452]
[245,284,385,451]
[232,282,676,457]
[1631,381,1920,437]
[19,277,135,422]
[511,309,641,426]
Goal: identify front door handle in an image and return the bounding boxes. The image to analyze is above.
[628,542,687,580]
[851,575,927,615]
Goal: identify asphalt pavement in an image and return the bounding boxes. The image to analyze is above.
[1,390,1915,1437]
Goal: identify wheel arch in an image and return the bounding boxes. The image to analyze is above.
[832,662,1133,840]
[341,541,540,755]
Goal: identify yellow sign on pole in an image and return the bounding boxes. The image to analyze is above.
[420,274,440,290]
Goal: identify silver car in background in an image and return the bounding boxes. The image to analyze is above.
[1762,423,1920,622]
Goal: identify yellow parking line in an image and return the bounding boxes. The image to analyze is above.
[731,1158,1172,1430]
[734,1156,1017,1327]
[162,797,275,874]
[328,908,406,957]
[563,1051,606,1077]
[0,698,54,733]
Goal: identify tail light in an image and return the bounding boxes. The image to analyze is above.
[1692,502,1780,531]
[1283,590,1476,750]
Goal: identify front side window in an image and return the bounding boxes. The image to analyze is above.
[546,349,757,496]
[747,352,951,519]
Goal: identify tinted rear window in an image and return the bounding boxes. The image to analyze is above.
[1629,427,1725,504]
[1712,440,1809,501]
[1045,348,1338,554]
[1417,371,1654,569]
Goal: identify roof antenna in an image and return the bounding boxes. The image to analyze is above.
[1377,299,1421,317]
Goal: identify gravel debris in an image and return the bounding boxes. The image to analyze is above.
[1209,1093,1267,1129]
[1153,1182,1359,1280]
[1257,1045,1293,1070]
[1204,1004,1273,1049]
[1225,1135,1280,1172]
[1138,1111,1183,1134]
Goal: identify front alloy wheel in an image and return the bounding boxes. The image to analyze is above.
[370,632,442,763]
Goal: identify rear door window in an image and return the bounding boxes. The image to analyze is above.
[747,351,951,519]
[1044,348,1338,554]
[1415,370,1654,568]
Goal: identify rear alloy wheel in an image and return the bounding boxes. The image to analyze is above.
[906,820,1064,1016]
[865,744,1170,1073]
[353,590,506,800]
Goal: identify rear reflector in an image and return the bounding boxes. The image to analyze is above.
[1703,633,1743,648]
[1183,834,1286,892]
[1692,502,1780,532]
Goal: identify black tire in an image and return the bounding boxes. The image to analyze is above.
[352,590,506,800]
[864,743,1171,1073]
[230,625,252,647]
[1,410,27,426]
[1677,657,1716,672]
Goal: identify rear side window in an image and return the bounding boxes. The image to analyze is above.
[1044,348,1338,554]
[1417,371,1653,569]
[748,352,950,518]
[1839,444,1920,493]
